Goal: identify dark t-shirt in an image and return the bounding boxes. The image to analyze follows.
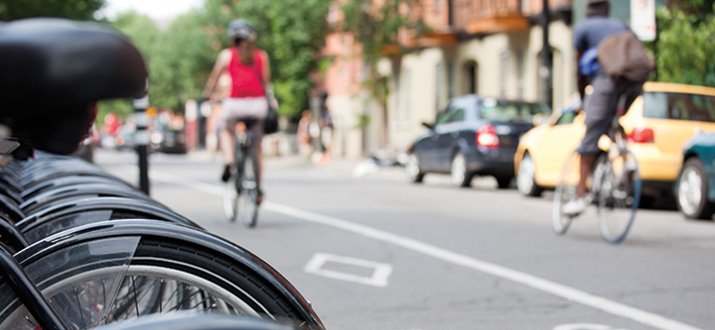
[574,16,629,52]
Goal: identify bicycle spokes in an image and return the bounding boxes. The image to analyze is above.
[596,150,640,244]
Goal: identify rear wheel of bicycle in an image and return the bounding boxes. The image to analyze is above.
[595,149,641,244]
[223,172,239,222]
[237,146,259,228]
[552,150,581,235]
[0,236,309,329]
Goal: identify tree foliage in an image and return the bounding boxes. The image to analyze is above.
[339,0,424,65]
[0,0,105,21]
[654,2,715,87]
[97,12,161,123]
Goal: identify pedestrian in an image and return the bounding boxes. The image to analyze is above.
[297,109,313,160]
[202,19,277,204]
[563,0,649,215]
[319,106,333,160]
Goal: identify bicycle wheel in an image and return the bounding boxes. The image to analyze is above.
[0,220,323,330]
[552,150,581,235]
[237,145,259,228]
[223,170,239,222]
[595,149,641,244]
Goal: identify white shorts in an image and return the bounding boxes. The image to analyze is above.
[221,97,268,122]
[220,97,268,144]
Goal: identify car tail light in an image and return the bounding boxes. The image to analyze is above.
[628,127,654,143]
[477,125,500,149]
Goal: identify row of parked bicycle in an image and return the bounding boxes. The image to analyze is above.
[0,153,323,329]
[0,18,323,330]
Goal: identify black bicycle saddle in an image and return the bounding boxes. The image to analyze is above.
[0,18,148,155]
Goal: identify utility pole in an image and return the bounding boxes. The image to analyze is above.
[540,0,553,109]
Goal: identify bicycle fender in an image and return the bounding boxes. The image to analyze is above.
[14,219,324,329]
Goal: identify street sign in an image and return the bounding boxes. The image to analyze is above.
[631,0,656,41]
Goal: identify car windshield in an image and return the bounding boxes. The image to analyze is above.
[643,91,715,122]
[478,98,551,124]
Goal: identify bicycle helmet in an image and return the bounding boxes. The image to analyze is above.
[226,19,256,42]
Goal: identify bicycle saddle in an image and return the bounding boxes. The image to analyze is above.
[0,18,148,156]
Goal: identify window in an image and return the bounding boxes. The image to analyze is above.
[449,107,466,123]
[644,92,715,122]
[555,111,577,125]
[479,99,551,123]
[435,107,451,126]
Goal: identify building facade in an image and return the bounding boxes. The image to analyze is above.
[322,0,577,159]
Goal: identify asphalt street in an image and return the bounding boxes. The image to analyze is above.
[95,149,715,330]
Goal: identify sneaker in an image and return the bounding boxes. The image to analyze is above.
[221,164,232,182]
[563,198,587,216]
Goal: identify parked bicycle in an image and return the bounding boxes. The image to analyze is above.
[552,97,642,244]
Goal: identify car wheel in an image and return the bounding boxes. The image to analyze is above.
[516,153,542,196]
[495,176,512,189]
[677,157,715,220]
[406,153,425,183]
[450,151,472,187]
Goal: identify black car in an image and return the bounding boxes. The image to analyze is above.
[406,95,551,188]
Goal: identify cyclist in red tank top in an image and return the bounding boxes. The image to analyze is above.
[227,47,265,98]
[203,19,277,203]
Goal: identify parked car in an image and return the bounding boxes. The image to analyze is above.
[159,128,187,154]
[675,132,715,219]
[514,82,715,202]
[406,95,551,188]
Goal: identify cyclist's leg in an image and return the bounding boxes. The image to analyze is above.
[219,121,237,182]
[247,118,264,202]
[565,75,618,215]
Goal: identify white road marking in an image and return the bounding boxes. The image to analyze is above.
[138,168,702,330]
[553,323,619,330]
[304,253,392,287]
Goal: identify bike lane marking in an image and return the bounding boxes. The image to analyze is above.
[145,169,701,330]
[304,253,392,287]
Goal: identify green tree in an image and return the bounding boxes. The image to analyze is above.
[0,0,105,21]
[654,2,715,86]
[150,12,214,112]
[98,11,161,123]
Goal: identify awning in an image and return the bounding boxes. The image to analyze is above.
[466,14,529,35]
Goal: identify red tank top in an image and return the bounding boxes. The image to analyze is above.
[228,48,266,98]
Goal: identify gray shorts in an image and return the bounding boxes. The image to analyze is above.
[577,76,620,155]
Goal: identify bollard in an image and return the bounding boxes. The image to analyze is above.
[133,95,150,195]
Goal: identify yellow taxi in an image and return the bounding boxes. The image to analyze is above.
[514,82,715,201]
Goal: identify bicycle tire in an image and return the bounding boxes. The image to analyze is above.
[237,144,259,228]
[552,150,581,235]
[223,174,239,222]
[0,220,323,330]
[595,148,641,244]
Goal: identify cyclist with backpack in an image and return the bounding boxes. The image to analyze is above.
[203,19,277,204]
[563,0,651,215]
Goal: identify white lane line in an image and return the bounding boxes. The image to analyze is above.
[139,169,701,330]
[304,253,392,287]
